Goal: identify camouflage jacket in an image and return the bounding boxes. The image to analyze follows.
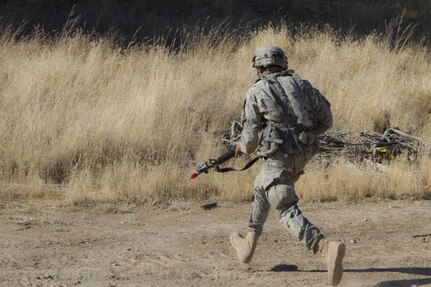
[239,70,333,158]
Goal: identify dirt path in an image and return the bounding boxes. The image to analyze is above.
[0,199,430,287]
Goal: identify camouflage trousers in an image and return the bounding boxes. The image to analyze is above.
[247,154,324,253]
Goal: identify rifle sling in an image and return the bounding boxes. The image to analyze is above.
[214,156,260,173]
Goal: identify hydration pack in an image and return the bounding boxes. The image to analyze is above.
[257,70,321,157]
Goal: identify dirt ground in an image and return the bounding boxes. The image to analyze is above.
[0,199,430,287]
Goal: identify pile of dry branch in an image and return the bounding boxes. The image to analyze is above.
[217,123,430,165]
[318,127,430,162]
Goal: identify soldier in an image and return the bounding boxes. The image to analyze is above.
[231,45,346,286]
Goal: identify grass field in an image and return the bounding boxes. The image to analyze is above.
[0,22,430,204]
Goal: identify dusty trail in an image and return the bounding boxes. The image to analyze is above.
[0,199,430,287]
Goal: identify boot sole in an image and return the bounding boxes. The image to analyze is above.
[327,242,346,286]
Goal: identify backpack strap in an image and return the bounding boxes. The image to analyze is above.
[289,73,315,127]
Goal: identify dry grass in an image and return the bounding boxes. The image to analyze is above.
[297,156,431,202]
[0,24,430,204]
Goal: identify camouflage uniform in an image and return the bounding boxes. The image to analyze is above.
[239,68,333,253]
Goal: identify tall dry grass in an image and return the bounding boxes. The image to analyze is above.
[0,24,430,204]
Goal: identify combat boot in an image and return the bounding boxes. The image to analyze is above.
[318,239,346,286]
[230,232,259,263]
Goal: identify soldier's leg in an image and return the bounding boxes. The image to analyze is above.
[267,174,324,253]
[286,156,346,286]
[230,174,270,263]
[247,183,271,236]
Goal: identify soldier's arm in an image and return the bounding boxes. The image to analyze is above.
[239,87,263,154]
[310,88,333,135]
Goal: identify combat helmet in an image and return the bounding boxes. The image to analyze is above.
[252,45,288,69]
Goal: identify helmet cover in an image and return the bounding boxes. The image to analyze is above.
[252,45,288,69]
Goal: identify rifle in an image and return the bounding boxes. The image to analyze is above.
[189,149,260,180]
[189,149,236,180]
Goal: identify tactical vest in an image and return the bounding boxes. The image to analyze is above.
[256,71,319,158]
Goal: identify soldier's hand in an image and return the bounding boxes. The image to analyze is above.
[234,142,242,157]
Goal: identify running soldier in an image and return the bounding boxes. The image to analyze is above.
[231,45,346,286]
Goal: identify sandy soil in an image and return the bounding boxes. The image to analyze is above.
[0,199,430,287]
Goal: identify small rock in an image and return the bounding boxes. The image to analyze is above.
[126,248,132,251]
[190,272,201,279]
[201,202,218,210]
[364,218,368,222]
[349,239,357,244]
